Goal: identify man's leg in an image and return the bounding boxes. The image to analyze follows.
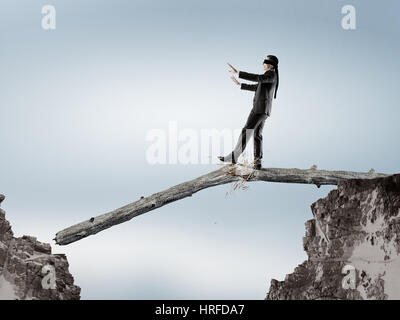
[219,111,266,164]
[253,115,268,169]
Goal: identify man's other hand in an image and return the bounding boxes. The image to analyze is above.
[231,76,240,86]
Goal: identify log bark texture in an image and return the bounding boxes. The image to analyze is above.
[55,165,389,245]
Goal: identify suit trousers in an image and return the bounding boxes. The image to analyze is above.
[231,110,268,161]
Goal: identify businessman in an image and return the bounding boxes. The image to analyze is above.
[218,55,279,169]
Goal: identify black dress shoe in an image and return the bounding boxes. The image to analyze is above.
[218,153,236,164]
[253,163,262,170]
[253,158,262,170]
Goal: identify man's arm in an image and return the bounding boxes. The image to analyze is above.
[231,75,257,91]
[240,83,258,91]
[238,70,275,83]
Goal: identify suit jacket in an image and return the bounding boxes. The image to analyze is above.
[239,70,277,115]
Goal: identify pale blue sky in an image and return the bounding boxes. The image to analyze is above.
[0,0,399,299]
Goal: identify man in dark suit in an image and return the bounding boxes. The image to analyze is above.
[218,55,279,169]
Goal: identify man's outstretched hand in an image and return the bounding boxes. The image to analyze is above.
[227,62,238,74]
[228,63,240,86]
[231,76,240,86]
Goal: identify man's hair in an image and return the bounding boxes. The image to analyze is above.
[265,55,279,67]
[265,55,279,99]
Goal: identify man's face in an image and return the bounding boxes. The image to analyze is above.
[263,63,274,71]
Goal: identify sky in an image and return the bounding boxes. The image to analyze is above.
[0,0,399,299]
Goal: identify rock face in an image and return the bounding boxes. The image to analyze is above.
[266,174,400,300]
[0,194,80,300]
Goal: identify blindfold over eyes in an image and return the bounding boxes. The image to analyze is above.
[263,59,277,68]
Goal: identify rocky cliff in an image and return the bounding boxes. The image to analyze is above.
[0,194,80,300]
[266,174,400,300]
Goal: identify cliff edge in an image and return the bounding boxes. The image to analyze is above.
[266,174,400,300]
[0,194,80,300]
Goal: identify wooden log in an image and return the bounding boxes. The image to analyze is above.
[54,165,389,245]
